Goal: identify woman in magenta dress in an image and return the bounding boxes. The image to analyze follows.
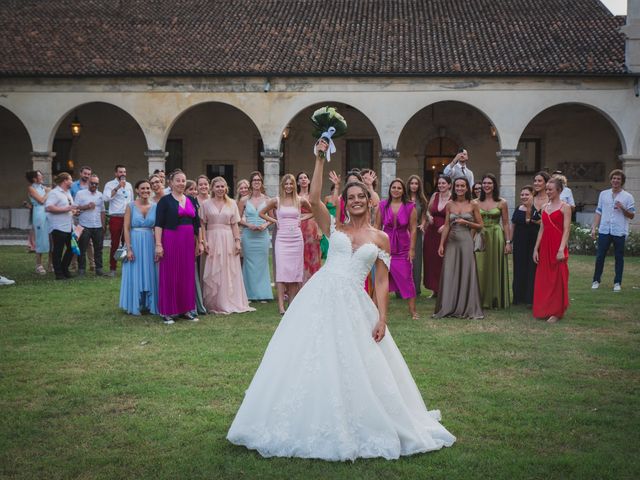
[532,178,571,323]
[375,178,418,319]
[154,170,203,324]
[423,175,452,297]
[260,174,312,315]
[296,171,321,284]
[201,177,255,314]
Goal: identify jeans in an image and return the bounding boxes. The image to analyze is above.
[51,229,73,278]
[78,226,104,272]
[593,233,626,285]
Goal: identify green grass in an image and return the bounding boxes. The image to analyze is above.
[1,246,639,479]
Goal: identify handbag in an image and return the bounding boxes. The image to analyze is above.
[113,244,128,262]
[473,231,485,252]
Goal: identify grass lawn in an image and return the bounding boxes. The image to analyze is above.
[0,246,639,479]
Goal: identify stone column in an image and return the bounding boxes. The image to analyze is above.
[620,154,640,231]
[620,1,640,73]
[261,149,282,197]
[497,149,519,216]
[31,151,56,186]
[379,149,399,197]
[145,150,168,176]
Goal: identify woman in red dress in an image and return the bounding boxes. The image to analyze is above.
[423,175,452,297]
[297,171,321,284]
[532,178,571,323]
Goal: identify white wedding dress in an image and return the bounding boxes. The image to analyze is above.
[227,229,456,461]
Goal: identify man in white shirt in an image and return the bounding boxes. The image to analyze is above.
[45,172,78,280]
[103,165,134,276]
[443,148,474,187]
[75,174,106,276]
[591,169,636,292]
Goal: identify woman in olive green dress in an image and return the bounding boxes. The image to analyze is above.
[475,173,512,309]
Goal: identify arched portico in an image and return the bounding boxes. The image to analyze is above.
[0,106,33,217]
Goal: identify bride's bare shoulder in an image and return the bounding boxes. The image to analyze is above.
[370,228,390,253]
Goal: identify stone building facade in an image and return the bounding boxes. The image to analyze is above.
[1,0,639,228]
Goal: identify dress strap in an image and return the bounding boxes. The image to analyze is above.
[377,250,391,269]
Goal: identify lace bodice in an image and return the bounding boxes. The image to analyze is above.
[322,230,390,286]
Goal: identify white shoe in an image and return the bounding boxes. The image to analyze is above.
[613,283,621,292]
[162,316,175,325]
[591,281,600,289]
[0,276,15,285]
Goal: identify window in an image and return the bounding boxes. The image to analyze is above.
[257,139,285,176]
[346,140,373,172]
[517,139,541,174]
[206,164,235,197]
[423,136,459,193]
[166,139,183,173]
[52,138,73,176]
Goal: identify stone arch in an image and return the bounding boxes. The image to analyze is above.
[396,100,502,190]
[0,106,34,209]
[396,99,503,151]
[164,101,264,195]
[163,100,265,148]
[515,101,627,154]
[515,102,624,213]
[48,100,148,152]
[279,101,383,178]
[50,102,149,184]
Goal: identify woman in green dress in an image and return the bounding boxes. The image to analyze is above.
[475,173,512,309]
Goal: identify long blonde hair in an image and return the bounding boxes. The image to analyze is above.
[210,176,233,207]
[279,173,300,209]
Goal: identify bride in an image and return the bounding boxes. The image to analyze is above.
[227,140,455,461]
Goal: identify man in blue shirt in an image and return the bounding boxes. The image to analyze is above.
[70,165,92,199]
[591,169,636,292]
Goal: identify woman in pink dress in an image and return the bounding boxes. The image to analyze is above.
[297,171,321,284]
[423,175,452,297]
[260,174,312,314]
[201,177,255,314]
[375,178,418,319]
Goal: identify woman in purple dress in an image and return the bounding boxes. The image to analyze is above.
[154,170,203,324]
[259,174,312,315]
[375,178,418,319]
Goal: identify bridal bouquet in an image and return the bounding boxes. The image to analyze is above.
[311,106,347,162]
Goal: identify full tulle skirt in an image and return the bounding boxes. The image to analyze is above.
[227,267,455,461]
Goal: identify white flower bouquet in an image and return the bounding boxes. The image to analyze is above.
[311,106,347,161]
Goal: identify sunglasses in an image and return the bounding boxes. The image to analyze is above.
[89,182,99,187]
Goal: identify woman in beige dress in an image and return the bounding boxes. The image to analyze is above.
[433,177,484,319]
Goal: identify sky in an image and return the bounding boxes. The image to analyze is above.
[599,0,627,15]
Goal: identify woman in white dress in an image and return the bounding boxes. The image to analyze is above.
[227,140,455,461]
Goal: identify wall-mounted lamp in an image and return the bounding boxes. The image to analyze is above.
[282,126,290,139]
[490,125,497,138]
[70,113,82,137]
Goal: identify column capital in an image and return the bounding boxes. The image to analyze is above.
[261,149,283,159]
[30,151,57,159]
[145,150,168,159]
[380,149,399,160]
[496,149,519,159]
[619,154,640,164]
[31,151,56,185]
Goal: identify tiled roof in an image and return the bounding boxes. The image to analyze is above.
[0,0,627,77]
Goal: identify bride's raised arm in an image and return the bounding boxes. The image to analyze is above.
[309,140,332,237]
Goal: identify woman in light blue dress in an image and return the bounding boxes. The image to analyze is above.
[26,170,50,275]
[119,180,158,315]
[237,171,273,301]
